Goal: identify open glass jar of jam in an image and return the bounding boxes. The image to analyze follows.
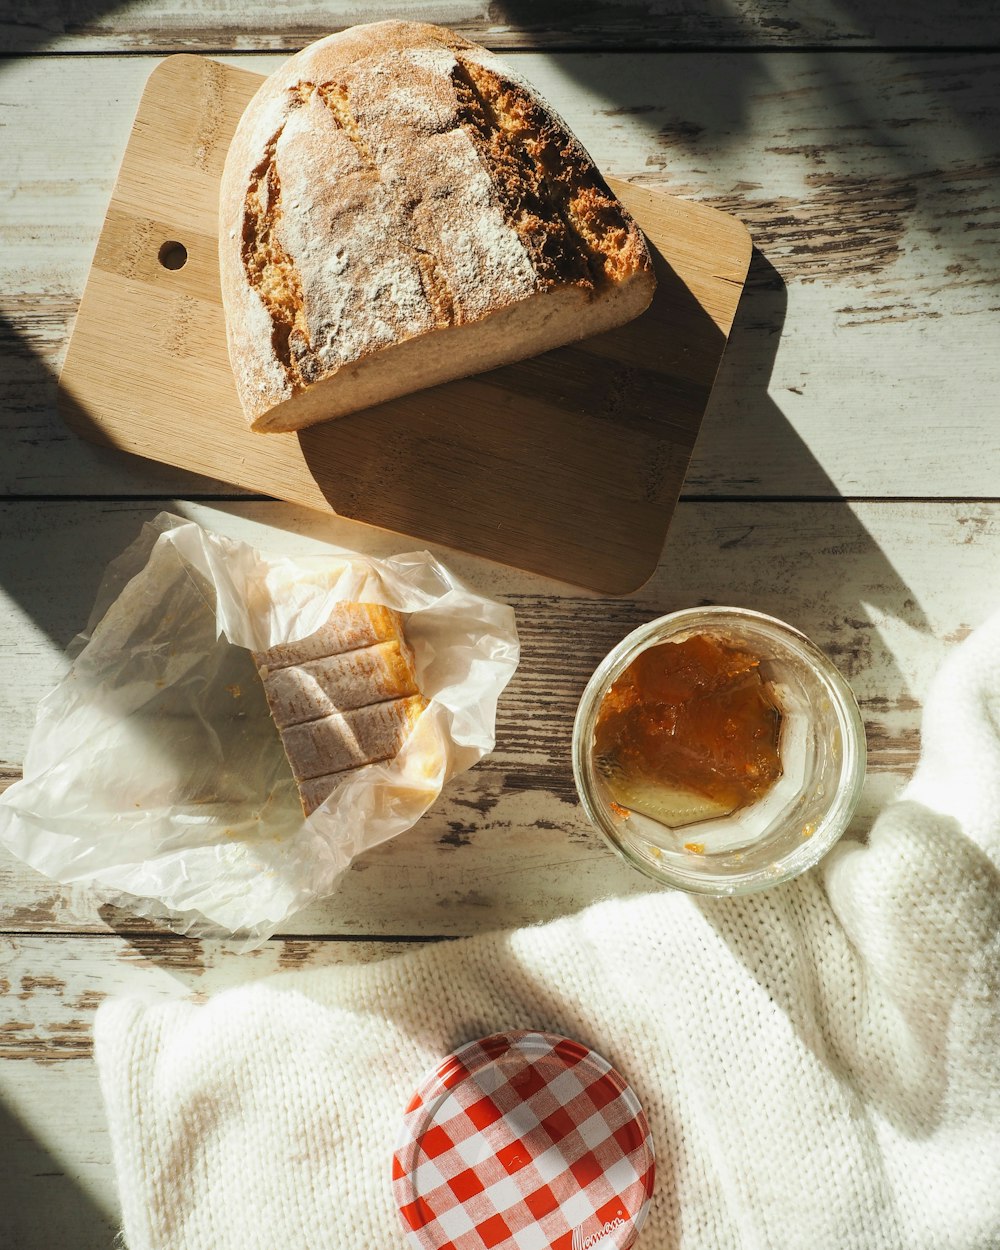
[572,607,867,895]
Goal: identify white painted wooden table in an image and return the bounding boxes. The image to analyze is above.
[2,4,999,1246]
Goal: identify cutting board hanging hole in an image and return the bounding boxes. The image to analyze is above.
[158,240,188,271]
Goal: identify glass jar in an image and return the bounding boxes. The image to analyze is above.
[572,606,867,895]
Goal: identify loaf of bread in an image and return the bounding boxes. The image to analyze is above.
[254,602,427,815]
[219,20,656,433]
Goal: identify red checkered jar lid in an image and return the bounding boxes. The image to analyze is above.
[392,1030,655,1250]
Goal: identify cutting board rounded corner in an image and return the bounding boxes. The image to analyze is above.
[146,52,210,92]
[726,213,754,278]
[584,553,666,598]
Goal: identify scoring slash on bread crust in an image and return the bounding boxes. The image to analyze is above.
[219,19,656,433]
[253,602,427,815]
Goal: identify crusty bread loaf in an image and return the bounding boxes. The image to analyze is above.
[219,20,656,433]
[254,601,426,815]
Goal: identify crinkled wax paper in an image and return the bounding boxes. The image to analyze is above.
[0,514,519,944]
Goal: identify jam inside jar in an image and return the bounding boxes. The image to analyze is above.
[592,633,784,829]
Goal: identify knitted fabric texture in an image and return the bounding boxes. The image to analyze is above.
[94,616,1000,1250]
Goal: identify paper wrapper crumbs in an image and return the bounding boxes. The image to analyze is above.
[0,514,520,945]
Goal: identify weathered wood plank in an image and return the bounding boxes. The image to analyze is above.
[2,0,999,54]
[0,931,421,1250]
[3,51,998,498]
[1,497,993,937]
[0,932,418,1060]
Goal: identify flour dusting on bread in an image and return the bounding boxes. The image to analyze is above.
[220,21,655,432]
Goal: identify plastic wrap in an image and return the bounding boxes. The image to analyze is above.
[0,514,519,944]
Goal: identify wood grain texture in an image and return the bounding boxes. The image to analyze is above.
[1,497,995,938]
[0,933,418,1061]
[3,0,1000,54]
[57,56,749,592]
[4,51,999,499]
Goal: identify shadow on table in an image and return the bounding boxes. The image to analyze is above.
[491,0,1000,48]
[0,1096,118,1249]
[6,0,999,57]
[293,230,725,594]
[0,0,128,55]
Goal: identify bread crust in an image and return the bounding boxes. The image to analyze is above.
[219,20,655,432]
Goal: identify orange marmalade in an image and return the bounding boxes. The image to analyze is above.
[592,633,783,828]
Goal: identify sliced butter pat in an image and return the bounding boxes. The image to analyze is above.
[260,639,418,728]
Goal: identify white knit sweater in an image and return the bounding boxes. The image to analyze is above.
[94,616,1000,1250]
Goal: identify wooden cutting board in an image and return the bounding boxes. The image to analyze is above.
[58,55,751,594]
